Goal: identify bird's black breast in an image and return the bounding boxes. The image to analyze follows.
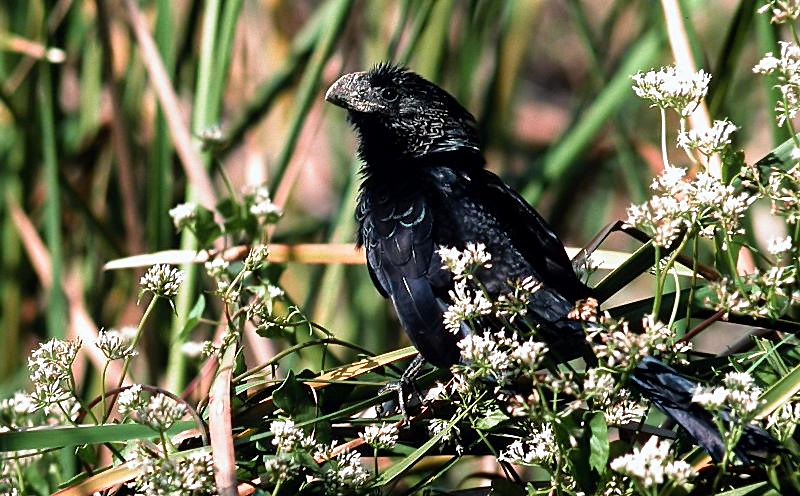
[357,164,588,367]
[357,174,463,367]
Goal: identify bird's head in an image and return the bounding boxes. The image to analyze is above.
[325,64,482,165]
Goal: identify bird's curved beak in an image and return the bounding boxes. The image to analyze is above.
[325,72,376,113]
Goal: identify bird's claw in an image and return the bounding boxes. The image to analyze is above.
[376,355,426,423]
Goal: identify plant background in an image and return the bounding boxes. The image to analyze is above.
[0,0,793,492]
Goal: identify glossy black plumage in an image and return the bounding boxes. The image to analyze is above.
[325,64,777,461]
[327,64,589,367]
[631,357,778,463]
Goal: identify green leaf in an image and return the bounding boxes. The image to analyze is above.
[0,421,194,452]
[273,370,316,422]
[370,400,474,487]
[178,294,205,341]
[474,408,507,431]
[714,481,774,495]
[192,204,222,248]
[588,411,609,475]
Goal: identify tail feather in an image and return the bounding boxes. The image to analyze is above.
[631,357,780,463]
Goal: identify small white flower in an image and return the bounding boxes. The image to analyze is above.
[691,385,729,410]
[632,65,711,117]
[359,423,399,449]
[767,235,793,256]
[443,280,493,333]
[180,341,207,359]
[140,393,186,432]
[498,424,557,466]
[140,264,184,298]
[322,450,369,492]
[510,339,548,370]
[120,387,186,433]
[269,419,314,452]
[249,186,282,222]
[168,203,197,230]
[28,338,82,409]
[677,119,737,156]
[117,384,145,417]
[95,328,137,361]
[758,0,800,24]
[204,257,229,279]
[267,284,285,299]
[438,242,492,279]
[754,42,800,126]
[610,437,693,488]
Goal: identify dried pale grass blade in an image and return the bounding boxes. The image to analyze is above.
[52,461,139,496]
[122,0,217,209]
[103,243,366,270]
[9,200,115,378]
[210,343,238,495]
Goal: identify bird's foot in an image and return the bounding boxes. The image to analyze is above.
[376,355,426,423]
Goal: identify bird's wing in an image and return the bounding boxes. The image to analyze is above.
[467,168,589,301]
[359,192,464,367]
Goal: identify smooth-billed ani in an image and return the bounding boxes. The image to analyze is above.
[325,63,776,463]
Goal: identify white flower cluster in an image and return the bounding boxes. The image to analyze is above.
[758,0,800,24]
[709,266,799,319]
[692,371,762,418]
[677,119,737,157]
[603,389,649,425]
[118,385,187,433]
[426,417,461,445]
[95,328,137,361]
[0,392,42,492]
[631,65,710,117]
[586,314,675,370]
[755,163,800,225]
[134,449,216,495]
[438,242,492,279]
[443,280,493,333]
[269,419,315,452]
[767,234,793,256]
[359,422,399,450]
[624,165,756,247]
[204,257,229,280]
[168,202,197,231]
[140,264,184,298]
[754,41,800,126]
[456,331,548,383]
[321,450,370,495]
[498,423,557,466]
[249,185,282,223]
[767,400,800,441]
[610,437,693,488]
[495,276,542,321]
[28,338,81,409]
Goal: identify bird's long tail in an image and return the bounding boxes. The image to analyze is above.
[630,357,780,463]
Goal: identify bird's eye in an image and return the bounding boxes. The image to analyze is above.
[380,87,399,102]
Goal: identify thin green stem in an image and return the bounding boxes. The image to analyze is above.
[660,108,670,167]
[685,234,700,327]
[100,361,110,419]
[103,296,160,422]
[653,244,663,316]
[668,264,681,328]
[722,234,747,294]
[159,430,171,461]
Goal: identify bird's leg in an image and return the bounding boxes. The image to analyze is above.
[377,354,426,422]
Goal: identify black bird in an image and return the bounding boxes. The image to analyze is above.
[325,63,777,462]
